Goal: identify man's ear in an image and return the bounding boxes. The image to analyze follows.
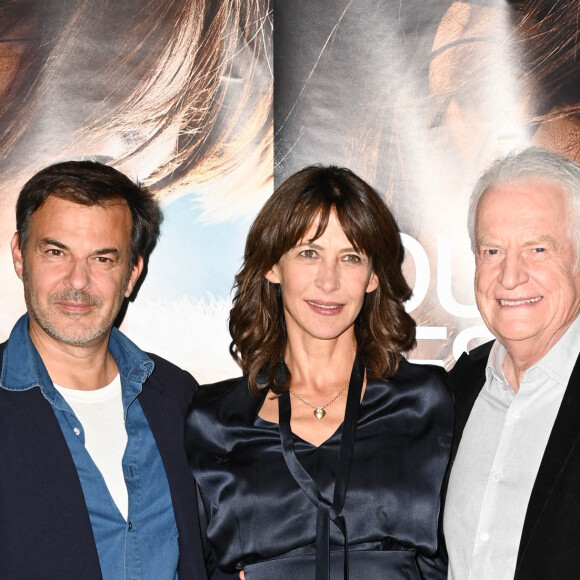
[10,233,23,280]
[264,264,281,284]
[124,255,144,298]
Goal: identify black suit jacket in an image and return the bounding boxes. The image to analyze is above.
[0,342,208,580]
[449,341,580,579]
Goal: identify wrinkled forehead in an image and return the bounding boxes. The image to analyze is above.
[477,178,570,222]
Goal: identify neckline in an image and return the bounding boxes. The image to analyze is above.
[255,414,345,449]
[256,381,367,449]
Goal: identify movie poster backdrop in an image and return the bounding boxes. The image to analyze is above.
[0,1,577,380]
[0,1,272,382]
[274,0,580,366]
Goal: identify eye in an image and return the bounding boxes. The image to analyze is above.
[527,246,549,261]
[342,254,362,263]
[92,255,117,267]
[299,249,317,259]
[478,247,503,262]
[46,249,64,257]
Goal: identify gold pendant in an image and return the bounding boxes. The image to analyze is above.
[314,407,326,419]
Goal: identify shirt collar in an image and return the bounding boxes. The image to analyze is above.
[0,314,154,393]
[534,314,580,386]
[485,314,580,389]
[486,340,508,387]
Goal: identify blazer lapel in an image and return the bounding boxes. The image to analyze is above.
[517,352,580,565]
[139,378,209,580]
[449,341,492,463]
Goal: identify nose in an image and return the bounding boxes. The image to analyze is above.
[63,259,91,290]
[315,260,340,293]
[498,251,528,289]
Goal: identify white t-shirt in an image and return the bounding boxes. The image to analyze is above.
[55,375,129,519]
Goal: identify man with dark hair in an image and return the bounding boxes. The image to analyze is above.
[0,161,207,579]
[444,147,580,579]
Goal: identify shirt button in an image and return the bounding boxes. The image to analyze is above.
[512,411,520,420]
[480,533,489,542]
[128,520,133,530]
[73,427,81,436]
[494,472,504,481]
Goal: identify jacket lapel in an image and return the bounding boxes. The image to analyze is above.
[449,341,493,464]
[517,352,580,565]
[139,375,209,580]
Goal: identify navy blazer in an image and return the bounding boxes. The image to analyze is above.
[449,341,580,579]
[0,341,208,580]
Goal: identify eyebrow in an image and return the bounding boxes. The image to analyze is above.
[476,235,560,248]
[39,238,68,250]
[302,240,359,253]
[39,238,121,256]
[93,248,121,256]
[526,235,559,248]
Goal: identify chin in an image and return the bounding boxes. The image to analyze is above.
[494,328,540,344]
[49,323,108,346]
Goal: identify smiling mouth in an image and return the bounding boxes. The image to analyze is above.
[306,300,343,313]
[499,297,542,306]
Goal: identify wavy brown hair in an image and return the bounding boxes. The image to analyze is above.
[229,165,416,395]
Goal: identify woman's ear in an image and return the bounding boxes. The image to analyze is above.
[366,271,379,293]
[265,264,281,284]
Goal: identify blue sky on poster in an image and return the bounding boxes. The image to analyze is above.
[140,194,254,302]
[122,192,256,383]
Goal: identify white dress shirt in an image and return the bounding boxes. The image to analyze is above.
[444,315,580,580]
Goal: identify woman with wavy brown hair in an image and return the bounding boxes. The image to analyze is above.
[187,165,452,579]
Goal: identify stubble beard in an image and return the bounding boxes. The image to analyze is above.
[23,268,127,347]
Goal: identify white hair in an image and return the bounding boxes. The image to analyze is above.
[468,147,580,267]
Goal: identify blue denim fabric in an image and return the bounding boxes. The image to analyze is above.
[0,314,179,580]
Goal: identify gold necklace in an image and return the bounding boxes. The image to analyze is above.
[289,383,349,419]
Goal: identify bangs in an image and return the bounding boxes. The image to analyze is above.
[281,197,332,252]
[334,201,378,258]
[259,165,400,273]
[281,188,374,257]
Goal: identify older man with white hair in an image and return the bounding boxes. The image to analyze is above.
[444,147,580,579]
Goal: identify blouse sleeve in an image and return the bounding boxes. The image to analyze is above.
[197,482,239,580]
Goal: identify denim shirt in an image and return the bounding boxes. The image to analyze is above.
[0,314,179,580]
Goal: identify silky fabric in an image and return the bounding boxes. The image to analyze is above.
[277,354,365,579]
[187,358,452,578]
